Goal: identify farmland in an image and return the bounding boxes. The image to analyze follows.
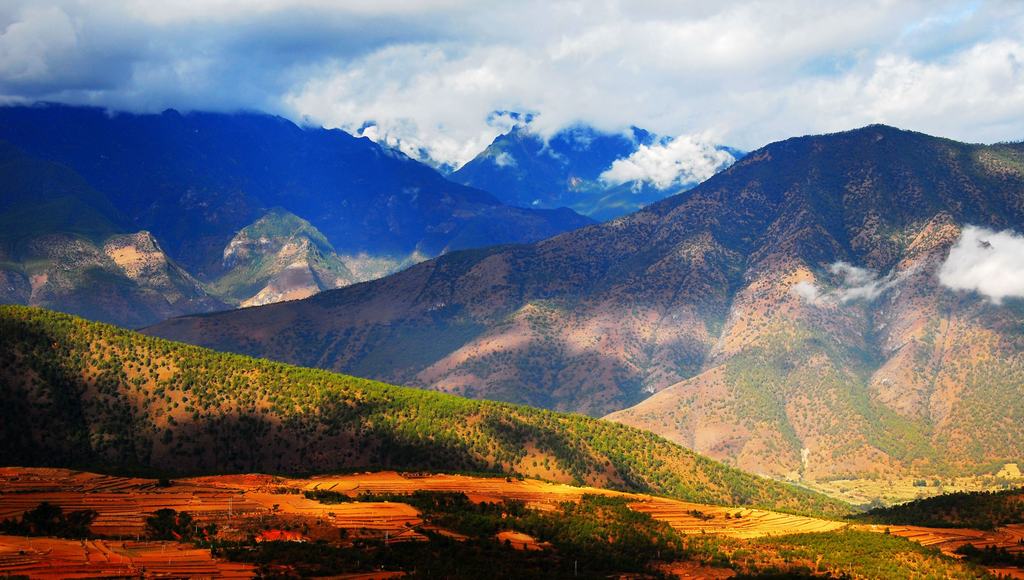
[0,468,1008,578]
[0,535,255,579]
[807,466,1024,508]
[0,468,842,542]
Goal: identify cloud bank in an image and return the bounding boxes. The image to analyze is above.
[599,135,735,190]
[939,226,1024,303]
[2,1,1024,167]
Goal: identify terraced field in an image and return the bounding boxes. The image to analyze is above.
[0,468,845,541]
[0,468,1015,578]
[861,524,1024,579]
[629,498,846,538]
[0,536,255,579]
[0,468,265,538]
[207,471,851,539]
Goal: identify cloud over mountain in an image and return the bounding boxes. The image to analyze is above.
[939,226,1024,304]
[599,135,735,189]
[793,262,911,306]
[2,1,1023,166]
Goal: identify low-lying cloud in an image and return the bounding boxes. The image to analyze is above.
[492,151,516,168]
[792,281,825,305]
[939,226,1024,304]
[793,261,909,306]
[599,135,735,190]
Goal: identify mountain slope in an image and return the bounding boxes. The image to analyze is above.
[146,126,1024,479]
[856,487,1024,529]
[0,143,225,326]
[212,208,357,307]
[0,104,592,280]
[0,305,848,516]
[452,124,736,220]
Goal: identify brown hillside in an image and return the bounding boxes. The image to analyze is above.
[146,126,1024,478]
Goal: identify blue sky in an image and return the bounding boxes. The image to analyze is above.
[1,0,1022,169]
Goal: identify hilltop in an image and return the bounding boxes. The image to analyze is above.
[211,208,357,307]
[856,487,1024,530]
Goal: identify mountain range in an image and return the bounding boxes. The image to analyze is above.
[0,104,592,324]
[452,124,738,220]
[147,124,1024,481]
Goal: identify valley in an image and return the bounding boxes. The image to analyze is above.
[2,305,1022,577]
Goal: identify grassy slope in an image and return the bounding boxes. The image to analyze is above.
[0,305,848,517]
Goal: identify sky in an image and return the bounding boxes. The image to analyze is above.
[1,0,1023,170]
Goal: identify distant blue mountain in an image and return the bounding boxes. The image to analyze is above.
[452,124,740,221]
[0,104,592,279]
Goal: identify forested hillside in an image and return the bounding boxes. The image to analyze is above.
[0,305,848,517]
[857,488,1024,530]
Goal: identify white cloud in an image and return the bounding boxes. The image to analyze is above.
[0,6,77,83]
[492,151,516,168]
[599,135,735,190]
[2,1,1024,165]
[793,262,910,305]
[792,281,823,304]
[829,262,908,303]
[939,226,1024,304]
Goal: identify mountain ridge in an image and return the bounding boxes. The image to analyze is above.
[0,104,593,322]
[0,103,592,277]
[146,124,1024,480]
[0,142,228,326]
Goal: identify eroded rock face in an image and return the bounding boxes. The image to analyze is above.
[239,260,327,307]
[213,209,357,307]
[1,232,225,328]
[104,231,217,308]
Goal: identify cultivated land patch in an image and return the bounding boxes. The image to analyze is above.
[0,535,255,579]
[0,468,1014,578]
[808,469,1024,507]
[857,524,1024,579]
[0,468,839,541]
